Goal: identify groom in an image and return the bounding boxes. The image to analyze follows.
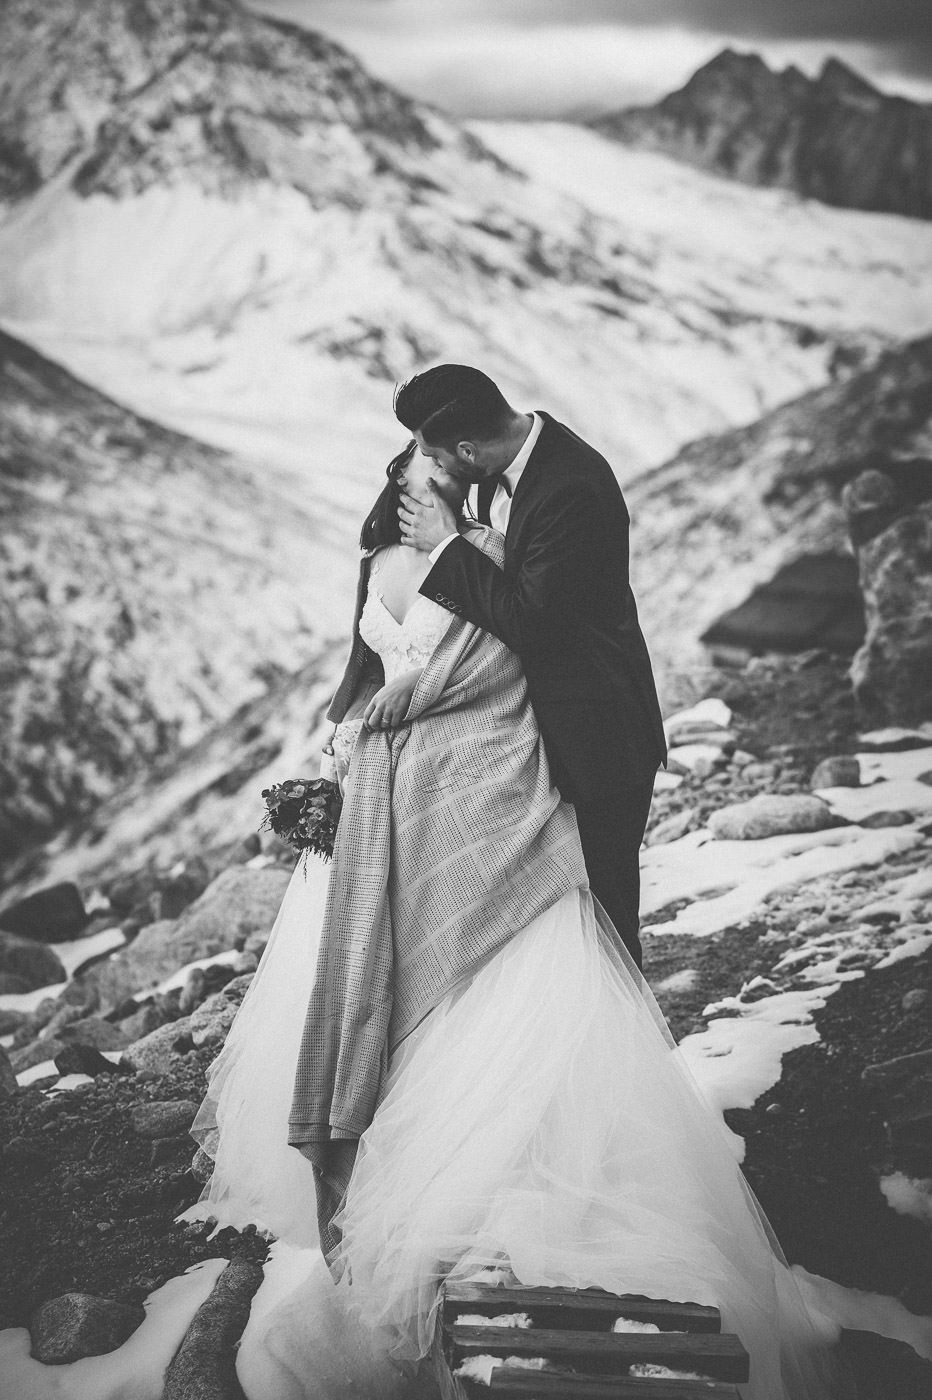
[395,364,665,969]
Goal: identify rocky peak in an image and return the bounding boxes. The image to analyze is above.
[0,0,490,204]
[592,48,932,220]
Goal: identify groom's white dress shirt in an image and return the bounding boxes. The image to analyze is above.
[428,411,544,564]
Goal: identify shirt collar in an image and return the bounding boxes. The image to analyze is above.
[499,411,543,497]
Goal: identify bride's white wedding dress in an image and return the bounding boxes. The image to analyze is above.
[183,581,840,1400]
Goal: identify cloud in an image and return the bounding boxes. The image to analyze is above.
[250,2,932,115]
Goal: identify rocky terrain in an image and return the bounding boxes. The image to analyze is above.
[2,651,931,1397]
[626,333,932,692]
[0,327,345,870]
[592,50,932,220]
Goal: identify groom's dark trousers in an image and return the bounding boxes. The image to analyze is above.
[420,412,666,970]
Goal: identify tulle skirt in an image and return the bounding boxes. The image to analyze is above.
[184,856,841,1400]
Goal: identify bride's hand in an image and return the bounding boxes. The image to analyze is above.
[363,670,423,730]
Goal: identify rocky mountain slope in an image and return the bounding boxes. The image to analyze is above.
[3,0,931,496]
[2,654,931,1395]
[0,328,349,874]
[592,50,932,220]
[627,333,932,683]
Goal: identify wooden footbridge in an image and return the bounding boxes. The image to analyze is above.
[433,1281,750,1400]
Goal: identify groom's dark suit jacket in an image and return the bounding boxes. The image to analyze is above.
[420,411,666,806]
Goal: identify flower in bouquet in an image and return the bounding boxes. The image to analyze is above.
[259,776,343,867]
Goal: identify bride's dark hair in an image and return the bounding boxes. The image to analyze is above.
[359,440,417,551]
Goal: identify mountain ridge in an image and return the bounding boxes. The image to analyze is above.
[592,49,932,220]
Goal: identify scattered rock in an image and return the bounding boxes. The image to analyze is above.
[131,1100,199,1139]
[0,1007,29,1035]
[190,1147,215,1185]
[122,1020,196,1077]
[0,973,32,995]
[9,1037,65,1074]
[811,756,861,789]
[0,883,88,944]
[163,1258,265,1400]
[30,1292,144,1364]
[845,472,932,724]
[89,866,290,1011]
[859,810,916,828]
[1,1044,18,1098]
[708,794,840,841]
[0,931,66,993]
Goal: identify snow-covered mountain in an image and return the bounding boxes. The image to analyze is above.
[3,0,931,499]
[0,328,352,872]
[592,50,932,221]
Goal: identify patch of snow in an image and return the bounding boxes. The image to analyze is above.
[0,1259,229,1400]
[15,1059,59,1087]
[151,948,241,998]
[455,1313,532,1329]
[879,1173,932,1227]
[643,827,921,937]
[792,1267,932,1363]
[612,1317,661,1333]
[667,743,725,773]
[818,780,932,822]
[629,1363,705,1379]
[455,1355,550,1385]
[53,926,126,978]
[874,933,932,969]
[654,968,701,994]
[859,726,932,751]
[857,747,932,784]
[45,1073,93,1093]
[653,771,683,791]
[664,698,733,737]
[679,986,834,1122]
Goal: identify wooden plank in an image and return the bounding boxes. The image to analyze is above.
[488,1367,741,1399]
[447,1326,749,1385]
[442,1283,721,1334]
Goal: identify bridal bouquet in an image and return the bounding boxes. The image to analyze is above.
[259,776,342,864]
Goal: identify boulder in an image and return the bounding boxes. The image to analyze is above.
[54,1043,124,1078]
[187,975,253,1049]
[122,1019,195,1077]
[89,866,290,1012]
[0,883,88,943]
[811,756,861,789]
[59,1017,132,1051]
[131,1099,199,1139]
[0,973,32,995]
[844,471,932,723]
[646,810,698,846]
[30,1293,144,1364]
[708,793,839,841]
[0,1006,29,1035]
[0,931,66,992]
[9,1036,66,1074]
[0,1044,18,1098]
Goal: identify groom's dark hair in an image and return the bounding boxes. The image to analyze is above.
[394,365,511,448]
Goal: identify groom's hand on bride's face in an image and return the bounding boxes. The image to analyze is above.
[398,480,457,552]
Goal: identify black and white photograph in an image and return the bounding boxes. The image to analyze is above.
[1,2,931,1397]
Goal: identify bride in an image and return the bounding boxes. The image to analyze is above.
[183,444,842,1400]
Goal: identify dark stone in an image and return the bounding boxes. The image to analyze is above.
[859,810,916,828]
[0,931,66,992]
[0,1044,18,1098]
[0,974,32,996]
[54,1043,125,1078]
[30,1293,145,1364]
[0,883,88,942]
[163,1258,266,1400]
[131,1099,199,1138]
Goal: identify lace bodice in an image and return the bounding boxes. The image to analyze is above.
[359,587,451,681]
[330,569,451,774]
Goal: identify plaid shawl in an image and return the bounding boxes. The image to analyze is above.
[287,531,587,1177]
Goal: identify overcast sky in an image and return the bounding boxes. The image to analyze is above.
[249,0,932,117]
